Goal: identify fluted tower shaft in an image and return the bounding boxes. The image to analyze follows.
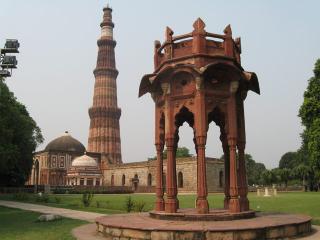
[88,6,122,164]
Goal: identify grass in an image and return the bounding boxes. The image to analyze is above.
[0,206,86,240]
[1,192,320,225]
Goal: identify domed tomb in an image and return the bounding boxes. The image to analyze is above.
[67,153,102,186]
[45,131,85,153]
[27,131,86,186]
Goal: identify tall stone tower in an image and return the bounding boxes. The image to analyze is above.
[88,5,122,164]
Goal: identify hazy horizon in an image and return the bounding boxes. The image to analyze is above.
[1,0,320,169]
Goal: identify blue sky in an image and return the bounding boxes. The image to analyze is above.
[1,0,319,168]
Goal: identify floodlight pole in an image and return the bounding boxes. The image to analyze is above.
[0,39,20,79]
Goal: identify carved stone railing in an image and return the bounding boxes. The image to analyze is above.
[154,18,241,70]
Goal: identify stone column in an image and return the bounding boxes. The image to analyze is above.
[155,142,165,211]
[196,135,209,213]
[165,136,178,213]
[237,100,249,211]
[228,81,240,213]
[238,142,249,211]
[161,82,178,213]
[222,138,230,209]
[84,178,87,186]
[194,76,209,213]
[93,178,96,186]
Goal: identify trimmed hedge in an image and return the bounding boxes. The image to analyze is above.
[51,186,134,194]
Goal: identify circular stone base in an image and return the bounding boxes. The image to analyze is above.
[96,212,312,240]
[149,208,255,221]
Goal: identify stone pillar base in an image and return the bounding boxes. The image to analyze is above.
[155,198,165,211]
[240,197,249,211]
[224,196,230,209]
[165,198,178,213]
[196,198,209,214]
[229,197,240,213]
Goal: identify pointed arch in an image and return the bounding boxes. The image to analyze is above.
[175,106,194,129]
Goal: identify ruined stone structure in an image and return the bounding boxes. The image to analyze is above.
[139,19,260,214]
[87,5,122,165]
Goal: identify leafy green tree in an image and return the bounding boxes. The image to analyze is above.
[261,170,276,186]
[149,146,192,160]
[220,153,266,186]
[0,79,43,186]
[245,154,266,185]
[299,59,320,170]
[164,146,192,158]
[279,152,299,169]
[270,168,282,184]
[293,164,310,188]
[277,168,292,188]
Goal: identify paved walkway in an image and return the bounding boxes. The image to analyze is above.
[0,200,105,222]
[72,224,105,240]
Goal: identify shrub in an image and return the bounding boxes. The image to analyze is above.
[135,201,146,212]
[54,196,61,204]
[35,193,49,203]
[124,196,135,212]
[52,189,66,194]
[82,192,94,207]
[13,192,29,201]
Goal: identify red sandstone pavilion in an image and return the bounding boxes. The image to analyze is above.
[96,7,312,240]
[139,18,259,215]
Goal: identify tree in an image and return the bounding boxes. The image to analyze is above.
[245,154,266,186]
[261,170,276,186]
[220,153,266,186]
[0,79,43,186]
[149,146,192,160]
[164,146,192,158]
[279,152,299,169]
[277,168,292,188]
[299,59,320,170]
[293,164,310,188]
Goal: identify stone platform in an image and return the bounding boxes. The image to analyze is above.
[96,212,312,240]
[150,208,255,221]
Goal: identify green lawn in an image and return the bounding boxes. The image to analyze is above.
[1,192,320,225]
[0,206,86,240]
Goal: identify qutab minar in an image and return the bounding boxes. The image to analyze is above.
[87,5,122,165]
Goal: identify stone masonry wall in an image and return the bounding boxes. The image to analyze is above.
[103,157,224,192]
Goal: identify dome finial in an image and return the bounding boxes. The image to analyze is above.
[63,131,70,136]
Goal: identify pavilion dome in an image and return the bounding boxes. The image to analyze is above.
[71,154,98,167]
[45,131,85,153]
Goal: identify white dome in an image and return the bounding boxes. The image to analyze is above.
[71,154,98,167]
